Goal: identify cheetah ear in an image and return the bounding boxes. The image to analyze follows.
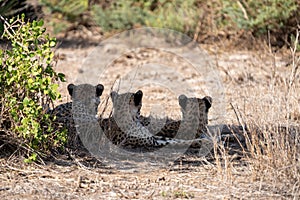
[96,84,104,97]
[203,96,212,112]
[178,94,188,110]
[110,91,118,103]
[134,90,143,106]
[67,84,75,97]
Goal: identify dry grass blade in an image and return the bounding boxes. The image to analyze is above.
[288,28,300,90]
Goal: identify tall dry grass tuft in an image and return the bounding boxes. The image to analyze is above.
[237,29,300,196]
[209,28,299,197]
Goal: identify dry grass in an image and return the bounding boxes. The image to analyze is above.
[211,29,300,198]
[242,30,300,197]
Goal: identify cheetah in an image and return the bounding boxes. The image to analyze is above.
[99,90,212,150]
[143,95,212,140]
[50,83,104,148]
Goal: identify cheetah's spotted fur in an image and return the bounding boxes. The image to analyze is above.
[143,95,212,140]
[51,83,104,148]
[100,90,212,150]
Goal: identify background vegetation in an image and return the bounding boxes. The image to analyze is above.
[1,0,298,46]
[39,0,299,47]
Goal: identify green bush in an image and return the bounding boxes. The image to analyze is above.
[40,0,89,33]
[92,1,151,31]
[92,0,199,34]
[40,0,88,21]
[146,0,198,35]
[0,15,66,162]
[220,0,298,34]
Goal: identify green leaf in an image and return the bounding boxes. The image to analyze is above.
[28,78,34,85]
[24,153,37,163]
[23,97,30,106]
[58,73,66,82]
[37,20,44,26]
[49,39,56,47]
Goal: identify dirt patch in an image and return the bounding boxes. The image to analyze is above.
[0,156,286,199]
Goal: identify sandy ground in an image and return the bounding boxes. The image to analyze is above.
[0,157,286,199]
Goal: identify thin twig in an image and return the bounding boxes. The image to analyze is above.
[0,15,24,48]
[230,103,243,127]
[237,0,248,20]
[193,15,202,42]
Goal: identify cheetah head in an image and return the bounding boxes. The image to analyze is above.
[110,90,143,122]
[178,95,212,124]
[68,83,104,113]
